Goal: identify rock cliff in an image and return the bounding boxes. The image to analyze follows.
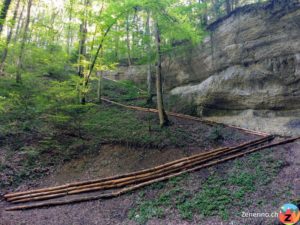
[167,0,300,116]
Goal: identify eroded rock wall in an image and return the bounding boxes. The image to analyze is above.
[168,0,300,116]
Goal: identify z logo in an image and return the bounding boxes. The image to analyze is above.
[284,214,292,222]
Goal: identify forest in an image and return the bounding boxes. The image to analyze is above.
[0,0,299,224]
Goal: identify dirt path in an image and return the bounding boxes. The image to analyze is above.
[1,139,299,225]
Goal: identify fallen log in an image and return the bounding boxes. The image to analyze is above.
[5,136,273,202]
[6,136,299,211]
[7,136,274,203]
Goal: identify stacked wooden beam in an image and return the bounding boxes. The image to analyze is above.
[4,136,299,211]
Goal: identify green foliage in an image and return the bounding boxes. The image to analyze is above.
[129,187,186,224]
[0,77,42,135]
[21,146,40,167]
[128,200,165,224]
[24,44,70,78]
[0,74,199,150]
[207,125,224,141]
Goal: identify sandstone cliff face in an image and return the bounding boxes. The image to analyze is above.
[168,0,300,115]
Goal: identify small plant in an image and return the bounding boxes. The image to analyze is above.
[177,201,194,220]
[21,146,40,167]
[149,182,165,190]
[228,172,256,192]
[207,125,224,141]
[128,200,165,224]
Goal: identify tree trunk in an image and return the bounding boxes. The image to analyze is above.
[131,9,137,59]
[126,15,132,66]
[66,0,74,56]
[78,0,89,78]
[97,71,103,103]
[78,23,87,77]
[78,22,87,77]
[154,21,169,127]
[0,0,12,34]
[145,11,153,104]
[13,3,25,42]
[16,0,32,83]
[89,25,97,62]
[114,25,119,61]
[0,0,21,75]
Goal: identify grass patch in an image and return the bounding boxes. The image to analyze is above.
[128,200,165,224]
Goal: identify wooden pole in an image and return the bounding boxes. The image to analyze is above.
[6,136,273,203]
[6,137,299,211]
[5,136,271,200]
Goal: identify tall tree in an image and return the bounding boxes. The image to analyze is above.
[66,0,75,56]
[154,21,169,127]
[0,0,21,75]
[78,0,90,78]
[16,0,32,83]
[131,8,138,60]
[114,24,120,61]
[126,15,132,66]
[145,11,153,104]
[13,3,25,42]
[0,0,12,34]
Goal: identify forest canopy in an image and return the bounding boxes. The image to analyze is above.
[0,0,266,81]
